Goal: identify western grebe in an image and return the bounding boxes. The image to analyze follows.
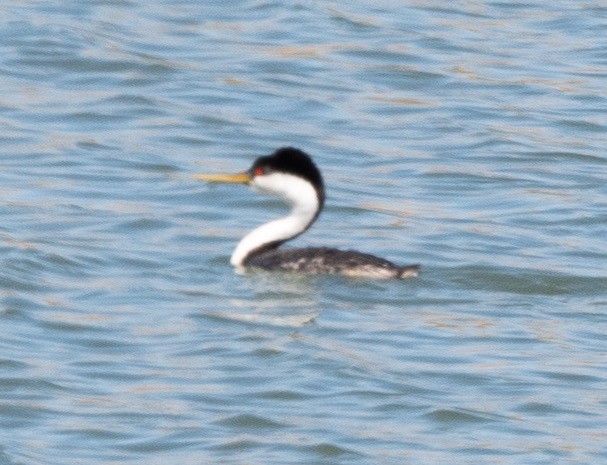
[196,147,419,279]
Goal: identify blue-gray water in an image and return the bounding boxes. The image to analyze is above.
[1,1,606,464]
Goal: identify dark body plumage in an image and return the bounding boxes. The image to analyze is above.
[245,246,420,279]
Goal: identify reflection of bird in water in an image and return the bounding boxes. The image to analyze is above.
[196,147,419,279]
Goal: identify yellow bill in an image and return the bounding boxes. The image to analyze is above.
[194,172,251,184]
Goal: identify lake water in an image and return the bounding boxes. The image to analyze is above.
[1,1,606,464]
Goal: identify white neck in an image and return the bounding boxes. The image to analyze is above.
[230,173,320,267]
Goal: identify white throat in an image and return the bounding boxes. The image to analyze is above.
[230,173,320,267]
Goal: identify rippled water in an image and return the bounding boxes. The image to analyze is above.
[1,1,606,464]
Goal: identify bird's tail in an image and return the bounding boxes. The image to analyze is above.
[398,264,420,279]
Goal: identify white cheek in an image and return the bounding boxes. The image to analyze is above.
[251,173,290,194]
[251,173,318,213]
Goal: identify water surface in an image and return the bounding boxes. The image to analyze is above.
[1,1,606,464]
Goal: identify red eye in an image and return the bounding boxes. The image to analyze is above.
[254,167,264,176]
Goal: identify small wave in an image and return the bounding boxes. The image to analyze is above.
[203,310,317,328]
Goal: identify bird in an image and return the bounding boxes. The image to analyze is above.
[195,147,419,279]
